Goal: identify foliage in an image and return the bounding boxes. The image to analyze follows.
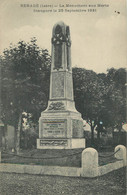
[1,37,51,124]
[73,68,105,144]
[103,68,126,130]
[1,38,51,152]
[72,67,126,145]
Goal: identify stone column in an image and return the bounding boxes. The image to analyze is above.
[37,22,85,149]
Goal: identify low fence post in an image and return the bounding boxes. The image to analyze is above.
[114,145,127,166]
[81,148,98,177]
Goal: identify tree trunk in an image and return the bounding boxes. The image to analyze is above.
[4,123,8,150]
[97,129,100,139]
[118,123,122,144]
[97,129,101,151]
[15,111,22,154]
[91,126,94,147]
[24,131,28,149]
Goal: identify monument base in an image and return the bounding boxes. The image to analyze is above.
[37,107,86,150]
[37,138,85,149]
[37,98,86,150]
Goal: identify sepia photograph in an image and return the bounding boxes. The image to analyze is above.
[0,0,126,194]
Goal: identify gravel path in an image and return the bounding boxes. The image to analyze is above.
[0,167,126,195]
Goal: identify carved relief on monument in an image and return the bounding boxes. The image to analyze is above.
[52,24,71,71]
[66,26,71,71]
[48,102,65,111]
[52,25,65,45]
[52,25,64,70]
[66,46,71,71]
[40,139,68,146]
[51,72,64,98]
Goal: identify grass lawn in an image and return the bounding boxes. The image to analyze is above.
[0,167,126,195]
[1,148,121,167]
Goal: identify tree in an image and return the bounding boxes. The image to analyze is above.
[72,67,126,147]
[102,68,126,131]
[1,38,51,153]
[73,68,105,145]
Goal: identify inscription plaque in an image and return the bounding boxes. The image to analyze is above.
[42,120,67,138]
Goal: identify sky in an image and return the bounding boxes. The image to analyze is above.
[0,0,127,73]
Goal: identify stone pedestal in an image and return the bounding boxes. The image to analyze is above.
[37,21,85,149]
[37,110,85,149]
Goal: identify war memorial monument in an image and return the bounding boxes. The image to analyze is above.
[37,22,85,149]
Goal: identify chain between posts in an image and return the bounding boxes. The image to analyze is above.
[98,148,120,158]
[2,151,82,160]
[1,148,120,160]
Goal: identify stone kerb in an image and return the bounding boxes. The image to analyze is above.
[81,148,98,177]
[114,145,127,166]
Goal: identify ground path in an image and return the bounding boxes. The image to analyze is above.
[0,167,125,195]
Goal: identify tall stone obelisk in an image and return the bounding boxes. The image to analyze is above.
[37,21,85,149]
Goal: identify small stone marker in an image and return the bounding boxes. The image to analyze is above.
[37,22,85,149]
[81,148,98,177]
[115,145,127,166]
